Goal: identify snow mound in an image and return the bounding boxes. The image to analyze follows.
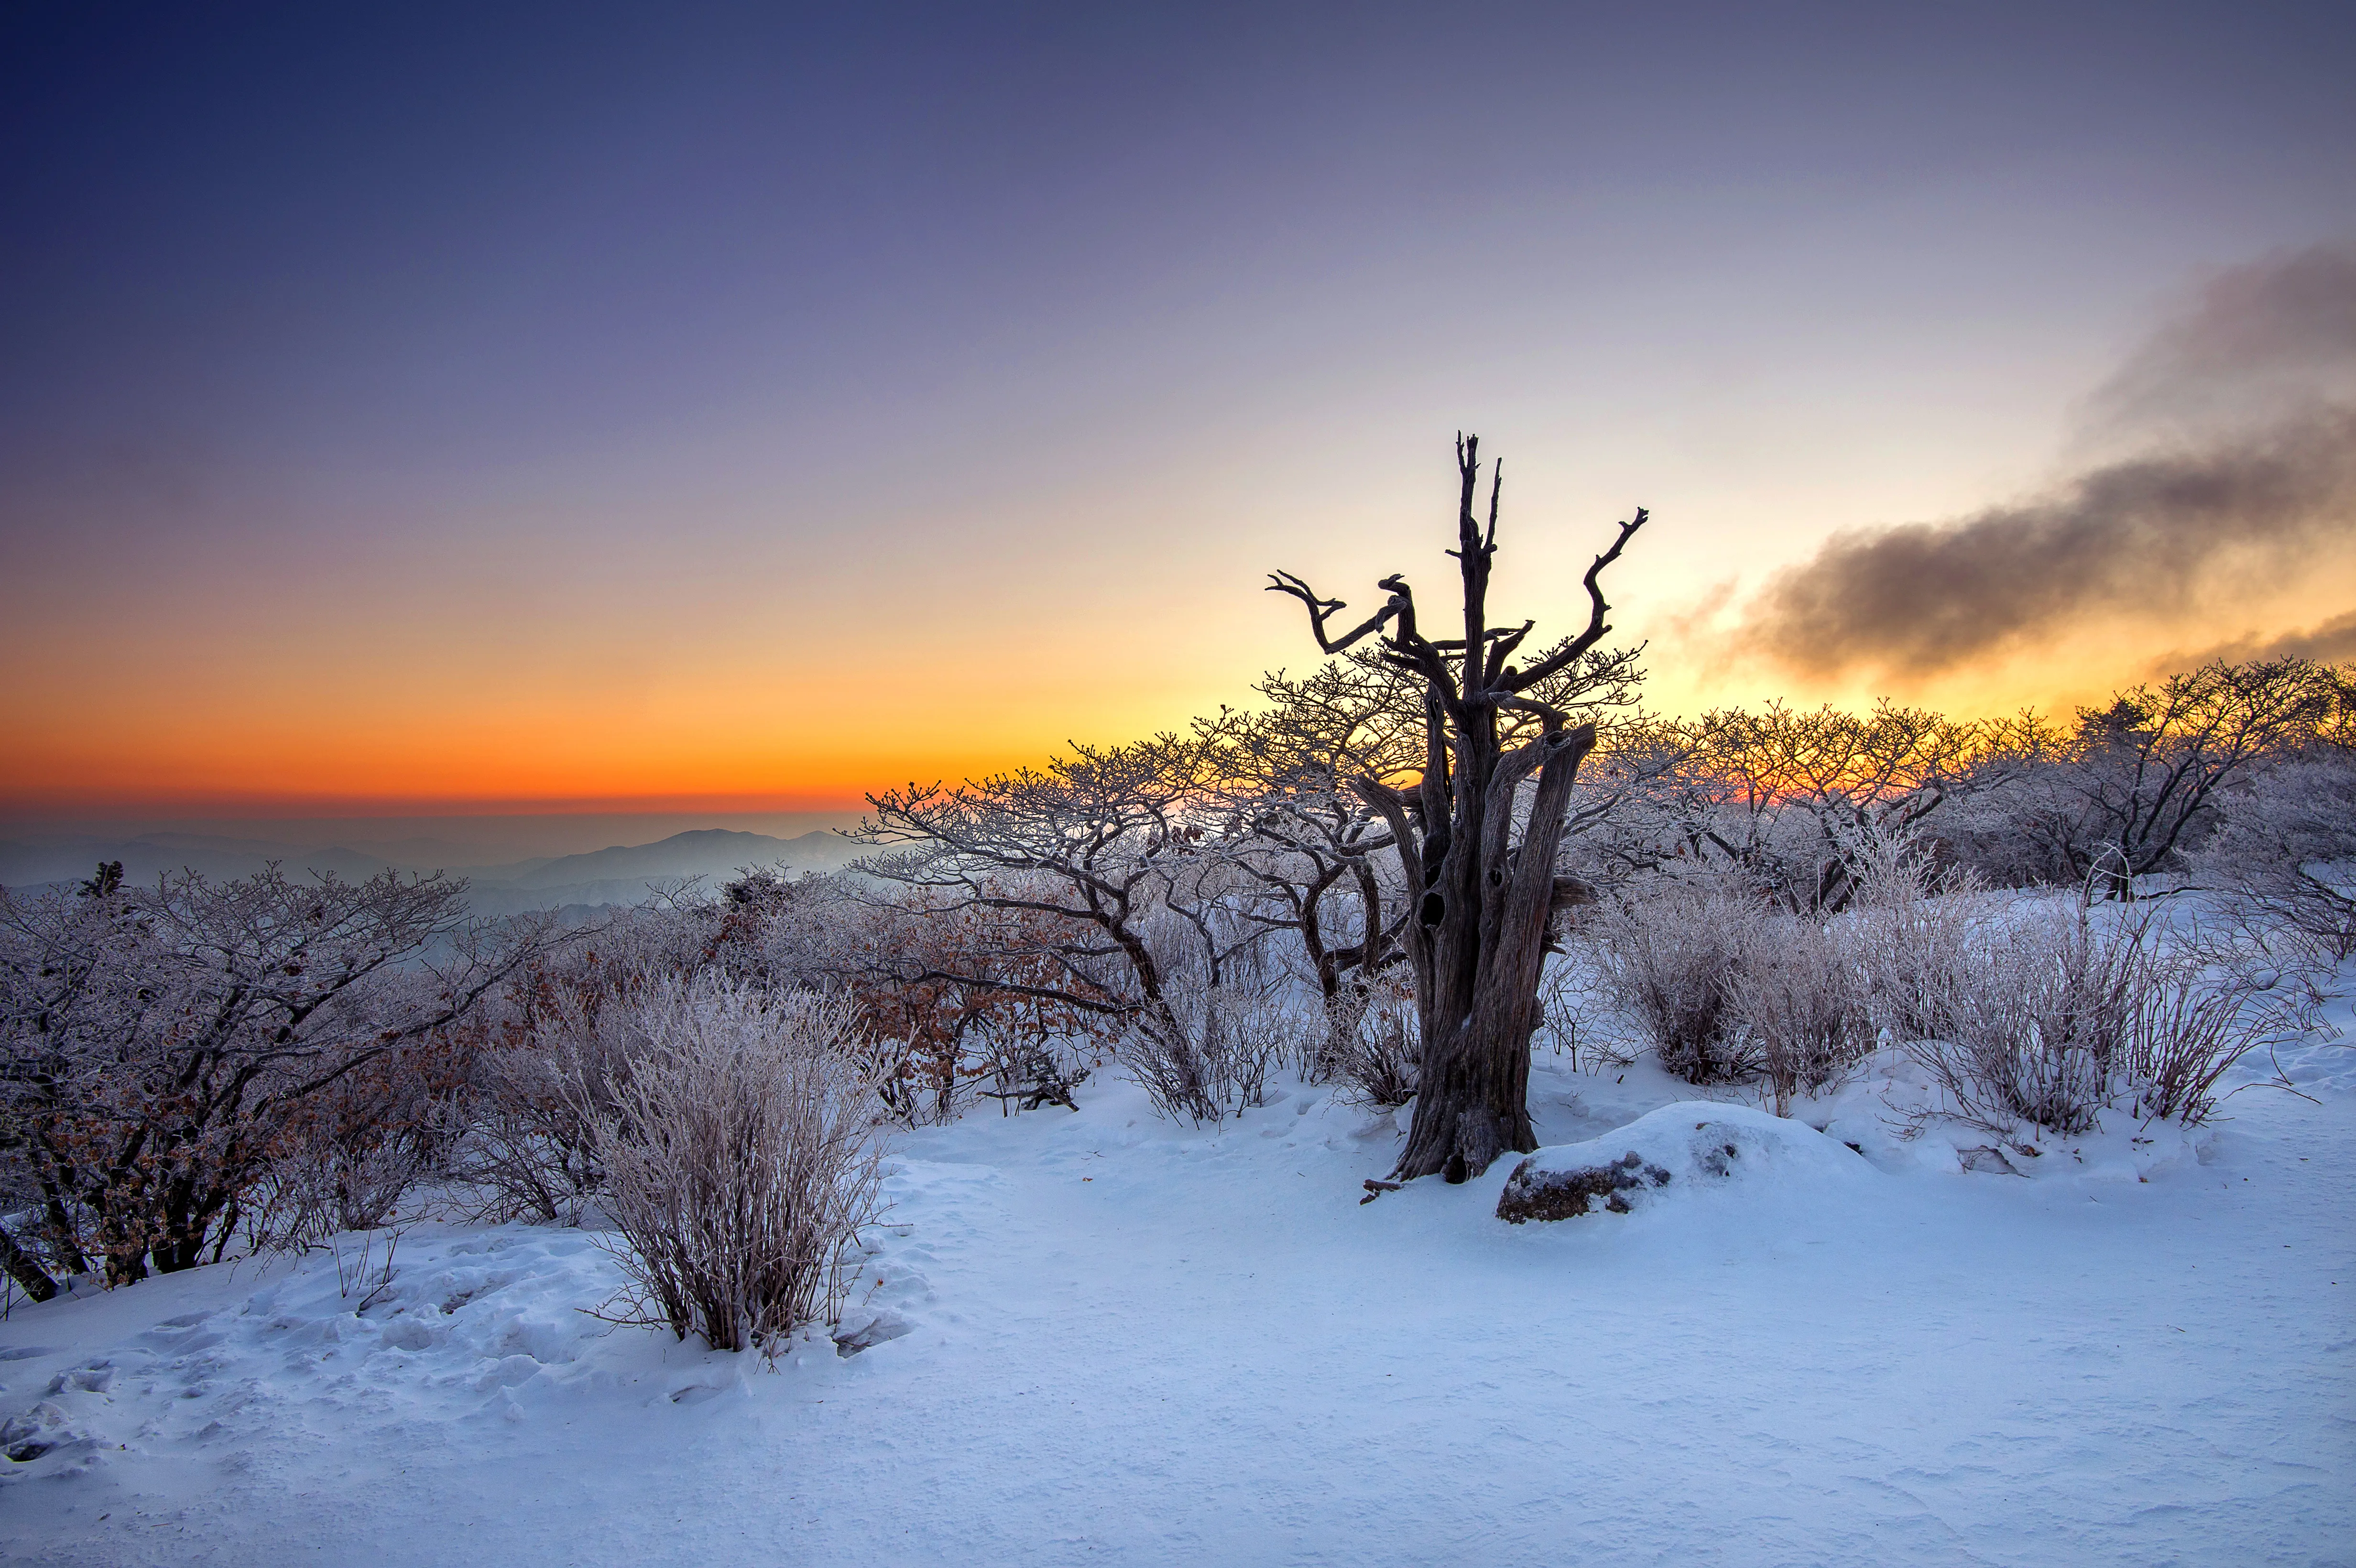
[1496,1101,1870,1222]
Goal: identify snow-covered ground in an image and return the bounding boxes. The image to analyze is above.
[5,1032,2352,1566]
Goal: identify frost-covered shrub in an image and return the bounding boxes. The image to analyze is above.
[1936,661,2345,898]
[1844,833,2143,1134]
[1855,886,2318,1134]
[1725,915,1873,1113]
[0,864,540,1293]
[1114,984,1293,1122]
[1327,977,1419,1109]
[453,941,656,1226]
[586,978,886,1356]
[1900,902,2138,1136]
[1591,884,1753,1082]
[1842,834,1994,1045]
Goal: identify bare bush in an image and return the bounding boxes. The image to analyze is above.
[2119,958,2307,1124]
[1112,1014,1221,1122]
[2121,903,2331,1123]
[818,889,1100,1127]
[585,979,887,1356]
[967,1020,1089,1115]
[1209,986,1294,1110]
[257,1030,476,1241]
[1531,953,1605,1069]
[1591,885,1754,1082]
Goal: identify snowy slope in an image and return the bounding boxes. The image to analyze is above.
[3,1051,2350,1567]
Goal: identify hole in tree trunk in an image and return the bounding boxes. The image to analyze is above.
[1419,892,1445,926]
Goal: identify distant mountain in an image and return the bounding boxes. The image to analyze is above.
[0,826,868,914]
[457,828,868,915]
[499,829,807,890]
[0,833,399,889]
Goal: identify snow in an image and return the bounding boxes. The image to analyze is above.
[4,1049,2352,1565]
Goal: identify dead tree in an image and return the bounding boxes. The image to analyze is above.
[1270,436,1644,1181]
[1206,641,1644,1079]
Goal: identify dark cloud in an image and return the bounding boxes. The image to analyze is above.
[2152,608,2356,674]
[1737,247,2356,682]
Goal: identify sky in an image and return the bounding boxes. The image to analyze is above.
[4,1,2353,837]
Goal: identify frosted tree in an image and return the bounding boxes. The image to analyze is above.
[0,866,548,1290]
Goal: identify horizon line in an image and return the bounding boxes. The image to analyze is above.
[0,792,876,822]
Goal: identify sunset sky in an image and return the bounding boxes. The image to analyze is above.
[5,2,2353,831]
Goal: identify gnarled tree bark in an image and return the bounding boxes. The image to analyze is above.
[1271,436,1644,1181]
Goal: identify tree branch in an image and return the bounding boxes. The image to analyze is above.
[1265,572,1401,654]
[1503,507,1647,692]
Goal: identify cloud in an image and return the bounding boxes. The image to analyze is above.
[2149,608,2356,675]
[2088,243,2356,437]
[1732,246,2356,684]
[1745,407,2356,679]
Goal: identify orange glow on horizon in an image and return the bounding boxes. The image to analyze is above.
[7,440,2344,822]
[11,602,2341,821]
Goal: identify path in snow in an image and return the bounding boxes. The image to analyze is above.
[3,1055,2351,1568]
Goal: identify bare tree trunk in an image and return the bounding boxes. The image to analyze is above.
[35,1169,92,1276]
[1361,723,1598,1178]
[1274,435,1643,1181]
[0,1221,59,1303]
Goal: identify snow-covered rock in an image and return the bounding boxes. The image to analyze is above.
[1496,1100,1871,1222]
